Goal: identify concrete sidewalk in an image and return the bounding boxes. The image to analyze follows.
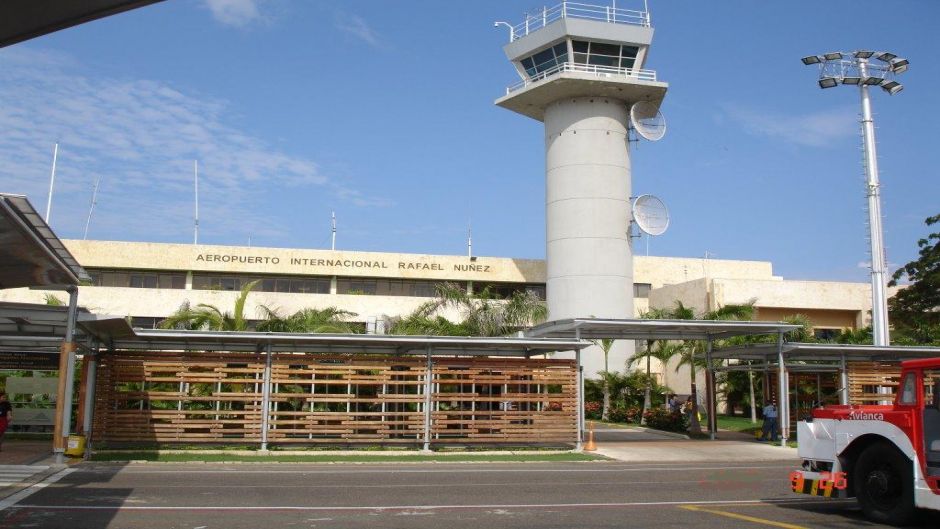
[594,438,798,462]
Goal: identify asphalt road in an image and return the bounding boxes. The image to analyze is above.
[1,461,937,529]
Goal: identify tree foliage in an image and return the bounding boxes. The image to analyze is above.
[159,280,259,331]
[388,282,547,337]
[256,306,360,334]
[888,213,940,344]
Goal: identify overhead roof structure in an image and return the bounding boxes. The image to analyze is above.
[0,0,163,48]
[0,302,586,357]
[111,329,588,357]
[526,318,801,341]
[0,194,91,288]
[710,342,940,365]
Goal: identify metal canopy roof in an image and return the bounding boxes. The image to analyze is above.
[526,318,801,341]
[0,302,129,353]
[0,0,163,48]
[0,194,90,288]
[0,302,586,357]
[111,329,588,357]
[711,342,940,363]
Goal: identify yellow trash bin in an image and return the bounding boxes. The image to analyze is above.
[65,435,86,457]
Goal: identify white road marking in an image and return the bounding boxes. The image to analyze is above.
[84,464,794,475]
[0,465,48,487]
[10,498,851,512]
[0,468,75,512]
[63,478,783,489]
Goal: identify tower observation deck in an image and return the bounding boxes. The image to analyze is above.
[495,2,668,375]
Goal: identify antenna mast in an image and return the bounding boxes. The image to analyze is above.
[83,176,101,240]
[331,210,337,250]
[467,221,473,258]
[193,160,199,245]
[45,143,58,223]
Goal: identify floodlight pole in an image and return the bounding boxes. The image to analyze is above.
[857,58,890,347]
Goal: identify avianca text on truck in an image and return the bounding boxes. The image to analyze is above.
[792,358,940,525]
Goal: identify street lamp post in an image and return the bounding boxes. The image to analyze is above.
[801,51,908,347]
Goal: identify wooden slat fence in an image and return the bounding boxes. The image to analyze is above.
[93,352,577,446]
[848,361,901,405]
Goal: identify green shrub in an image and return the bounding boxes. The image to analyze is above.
[643,408,688,433]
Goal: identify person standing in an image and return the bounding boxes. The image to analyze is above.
[760,399,778,442]
[0,392,13,451]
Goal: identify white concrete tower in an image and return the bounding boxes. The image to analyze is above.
[495,3,667,375]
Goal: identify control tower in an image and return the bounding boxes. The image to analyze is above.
[495,2,668,375]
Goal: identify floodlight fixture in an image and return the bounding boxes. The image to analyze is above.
[841,76,862,85]
[876,51,897,62]
[890,58,909,73]
[854,50,875,59]
[801,55,822,65]
[881,80,903,95]
[862,76,883,86]
[823,52,843,60]
[818,77,839,89]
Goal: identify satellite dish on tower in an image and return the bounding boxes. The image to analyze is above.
[632,194,670,236]
[629,101,667,141]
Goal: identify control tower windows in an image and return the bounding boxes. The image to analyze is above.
[572,40,639,69]
[520,42,568,78]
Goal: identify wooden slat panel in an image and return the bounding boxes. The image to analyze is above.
[94,352,577,446]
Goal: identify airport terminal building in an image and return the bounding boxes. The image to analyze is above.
[0,239,878,379]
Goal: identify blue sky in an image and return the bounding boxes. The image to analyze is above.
[0,0,937,283]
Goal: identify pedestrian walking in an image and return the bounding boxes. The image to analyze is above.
[0,392,12,451]
[760,399,778,442]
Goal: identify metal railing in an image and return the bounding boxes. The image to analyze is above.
[508,2,650,41]
[505,61,657,94]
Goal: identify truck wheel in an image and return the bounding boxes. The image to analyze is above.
[854,441,916,525]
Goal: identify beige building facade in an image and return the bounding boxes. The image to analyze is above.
[0,240,878,384]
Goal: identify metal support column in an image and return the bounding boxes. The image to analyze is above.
[705,337,716,440]
[260,343,272,451]
[53,286,79,465]
[776,332,788,447]
[81,345,98,450]
[575,327,583,451]
[423,346,433,452]
[840,353,850,405]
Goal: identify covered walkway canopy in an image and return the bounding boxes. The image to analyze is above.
[0,194,91,461]
[709,342,940,444]
[527,318,802,445]
[0,0,163,48]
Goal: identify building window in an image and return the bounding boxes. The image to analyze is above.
[813,328,841,342]
[473,283,546,301]
[633,283,651,298]
[572,40,638,69]
[337,279,377,295]
[520,41,569,78]
[86,269,185,289]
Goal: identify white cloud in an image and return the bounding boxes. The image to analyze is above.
[205,0,263,28]
[724,105,857,147]
[334,12,380,47]
[0,47,388,242]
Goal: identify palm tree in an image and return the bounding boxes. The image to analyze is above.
[673,300,755,433]
[390,282,547,337]
[256,306,360,334]
[630,308,670,419]
[160,280,259,331]
[591,338,615,421]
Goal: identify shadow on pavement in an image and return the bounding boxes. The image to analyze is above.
[0,462,130,529]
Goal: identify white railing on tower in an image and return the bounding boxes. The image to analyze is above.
[510,2,650,41]
[505,62,658,94]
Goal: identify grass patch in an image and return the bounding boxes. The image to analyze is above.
[717,415,762,434]
[90,452,604,463]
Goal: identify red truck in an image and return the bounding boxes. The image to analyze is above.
[792,358,940,525]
